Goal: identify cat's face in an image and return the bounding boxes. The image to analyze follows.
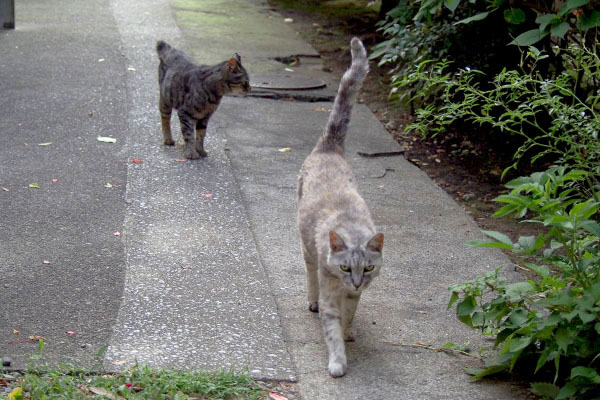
[223,54,250,94]
[326,231,384,292]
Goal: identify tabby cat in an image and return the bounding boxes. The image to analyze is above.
[156,41,250,159]
[296,38,384,378]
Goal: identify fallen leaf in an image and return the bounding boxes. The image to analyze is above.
[200,193,213,198]
[98,58,105,62]
[51,178,58,183]
[38,142,53,146]
[43,260,51,265]
[131,158,143,164]
[111,360,127,365]
[174,159,188,163]
[269,392,289,400]
[284,68,294,72]
[278,147,292,152]
[65,331,76,335]
[29,336,46,341]
[113,231,121,237]
[312,106,331,112]
[13,329,19,335]
[2,187,9,192]
[29,183,40,189]
[182,265,192,270]
[104,183,113,188]
[89,387,117,400]
[97,136,117,143]
[127,67,136,71]
[283,17,294,23]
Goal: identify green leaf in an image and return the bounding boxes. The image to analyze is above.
[506,282,534,302]
[457,296,476,316]
[509,336,531,352]
[556,381,578,399]
[448,291,460,309]
[580,220,600,236]
[550,21,570,38]
[467,240,513,249]
[578,10,600,30]
[508,308,530,327]
[536,14,557,31]
[444,0,460,13]
[29,183,40,189]
[559,0,589,17]
[454,11,489,25]
[470,364,508,381]
[482,230,513,245]
[504,8,526,24]
[570,366,600,380]
[530,382,559,398]
[509,29,550,46]
[535,347,555,373]
[555,328,570,352]
[523,263,549,278]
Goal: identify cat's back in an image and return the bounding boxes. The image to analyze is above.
[298,151,361,209]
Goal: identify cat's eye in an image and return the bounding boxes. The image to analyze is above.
[365,265,375,272]
[340,265,351,272]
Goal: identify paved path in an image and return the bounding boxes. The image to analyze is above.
[1,0,527,398]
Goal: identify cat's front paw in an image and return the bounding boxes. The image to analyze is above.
[163,138,175,146]
[328,361,347,378]
[196,149,208,157]
[184,149,201,159]
[308,302,319,313]
[343,329,355,342]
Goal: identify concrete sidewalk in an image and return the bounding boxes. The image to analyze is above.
[0,0,526,398]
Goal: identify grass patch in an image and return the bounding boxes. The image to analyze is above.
[2,363,265,399]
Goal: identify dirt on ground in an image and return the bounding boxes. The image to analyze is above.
[267,0,541,271]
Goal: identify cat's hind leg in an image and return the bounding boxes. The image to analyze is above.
[302,245,319,312]
[178,112,200,159]
[159,99,175,146]
[194,116,210,157]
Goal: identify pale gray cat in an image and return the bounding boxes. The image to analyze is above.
[296,38,384,378]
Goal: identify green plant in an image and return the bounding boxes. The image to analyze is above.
[3,364,264,399]
[448,166,600,398]
[398,42,600,186]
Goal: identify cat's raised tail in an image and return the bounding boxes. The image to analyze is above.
[156,40,172,61]
[316,37,369,154]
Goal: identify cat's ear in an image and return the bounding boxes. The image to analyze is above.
[329,231,346,253]
[366,233,384,253]
[233,53,241,63]
[226,56,240,71]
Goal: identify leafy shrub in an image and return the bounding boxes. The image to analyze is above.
[396,42,600,185]
[449,166,600,398]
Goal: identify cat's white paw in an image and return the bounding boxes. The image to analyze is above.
[328,361,347,378]
[184,149,200,159]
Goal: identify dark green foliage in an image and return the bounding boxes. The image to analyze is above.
[449,166,600,398]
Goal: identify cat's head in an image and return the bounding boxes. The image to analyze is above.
[326,230,384,292]
[223,54,250,94]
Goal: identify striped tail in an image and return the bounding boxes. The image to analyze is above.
[316,37,369,154]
